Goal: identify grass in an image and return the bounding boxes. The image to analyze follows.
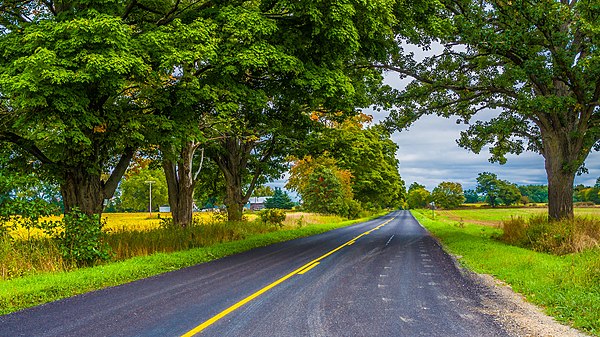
[0,211,386,315]
[434,207,600,227]
[412,209,600,336]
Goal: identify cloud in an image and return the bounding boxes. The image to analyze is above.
[387,113,599,190]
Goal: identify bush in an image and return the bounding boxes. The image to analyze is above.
[259,209,287,228]
[344,199,363,219]
[54,209,112,266]
[502,215,600,254]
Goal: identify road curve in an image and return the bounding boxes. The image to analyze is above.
[0,211,510,337]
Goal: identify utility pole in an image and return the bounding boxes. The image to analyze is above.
[145,180,155,217]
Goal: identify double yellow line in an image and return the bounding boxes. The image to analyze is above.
[181,217,396,337]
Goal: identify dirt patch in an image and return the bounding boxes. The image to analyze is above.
[471,273,589,337]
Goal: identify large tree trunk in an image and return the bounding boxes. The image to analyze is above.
[163,142,199,227]
[60,150,134,217]
[225,183,245,222]
[212,137,255,222]
[60,168,104,216]
[543,134,576,220]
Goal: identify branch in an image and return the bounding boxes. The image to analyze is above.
[0,131,54,165]
[193,148,205,181]
[102,147,135,199]
[243,137,277,202]
[122,0,138,20]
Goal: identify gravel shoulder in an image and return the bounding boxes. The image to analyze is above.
[456,258,589,337]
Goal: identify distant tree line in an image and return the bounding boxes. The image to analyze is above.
[407,173,600,210]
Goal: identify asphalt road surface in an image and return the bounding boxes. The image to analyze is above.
[0,211,510,337]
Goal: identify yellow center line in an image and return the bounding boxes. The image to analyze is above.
[180,216,396,337]
[297,262,320,275]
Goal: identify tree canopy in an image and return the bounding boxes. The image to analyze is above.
[385,0,600,219]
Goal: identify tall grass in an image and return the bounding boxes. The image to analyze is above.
[502,215,600,254]
[0,211,348,280]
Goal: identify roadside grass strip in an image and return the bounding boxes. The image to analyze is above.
[0,213,386,316]
[412,210,600,336]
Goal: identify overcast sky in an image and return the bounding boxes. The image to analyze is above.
[385,112,599,190]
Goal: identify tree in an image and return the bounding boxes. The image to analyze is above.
[0,2,173,216]
[406,186,431,209]
[463,189,481,203]
[518,185,548,203]
[386,0,600,220]
[287,156,354,216]
[432,181,465,209]
[301,117,405,209]
[264,188,294,210]
[476,172,501,207]
[150,0,402,222]
[120,168,168,212]
[253,186,275,197]
[497,181,522,206]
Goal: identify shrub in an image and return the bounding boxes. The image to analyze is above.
[54,209,112,266]
[502,215,600,254]
[259,209,287,228]
[344,199,363,219]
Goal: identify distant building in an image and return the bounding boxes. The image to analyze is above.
[246,196,269,211]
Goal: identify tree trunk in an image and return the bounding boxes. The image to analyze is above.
[225,183,245,222]
[162,142,198,227]
[60,168,104,216]
[543,135,576,220]
[211,137,255,222]
[60,150,133,217]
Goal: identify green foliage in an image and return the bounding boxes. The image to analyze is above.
[388,0,600,219]
[518,185,549,204]
[120,168,168,212]
[476,172,522,206]
[264,188,294,210]
[431,181,465,209]
[476,172,500,207]
[258,209,287,228]
[406,186,431,209]
[287,155,355,217]
[497,180,522,206]
[253,185,275,197]
[300,118,406,209]
[463,189,481,203]
[55,209,111,266]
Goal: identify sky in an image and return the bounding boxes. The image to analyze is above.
[384,112,600,191]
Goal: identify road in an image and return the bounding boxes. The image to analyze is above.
[0,211,510,337]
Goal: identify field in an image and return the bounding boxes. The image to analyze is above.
[434,207,600,227]
[0,211,353,280]
[413,208,600,336]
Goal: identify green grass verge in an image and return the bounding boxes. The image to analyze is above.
[0,213,385,315]
[412,210,600,336]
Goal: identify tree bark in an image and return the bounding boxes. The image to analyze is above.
[60,168,105,216]
[225,183,245,222]
[162,142,198,227]
[211,137,254,222]
[542,133,576,220]
[59,150,134,217]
